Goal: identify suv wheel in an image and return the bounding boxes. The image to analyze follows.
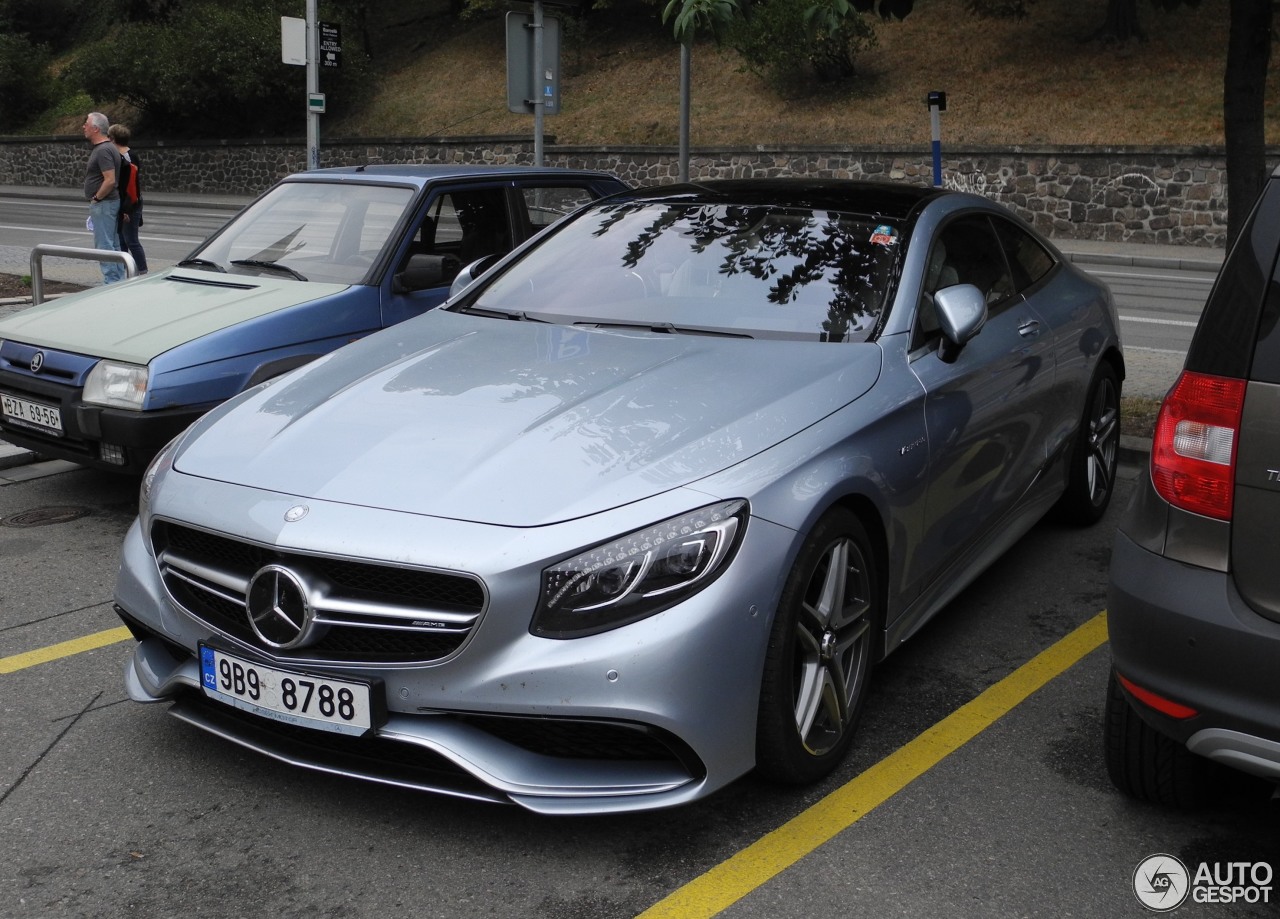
[1103,669,1219,808]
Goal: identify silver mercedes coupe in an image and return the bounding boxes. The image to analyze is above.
[114,179,1123,814]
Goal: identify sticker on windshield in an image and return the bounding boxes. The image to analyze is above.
[870,225,898,246]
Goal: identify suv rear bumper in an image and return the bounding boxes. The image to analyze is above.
[1108,529,1280,780]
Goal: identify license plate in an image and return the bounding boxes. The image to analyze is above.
[0,392,63,435]
[199,645,374,736]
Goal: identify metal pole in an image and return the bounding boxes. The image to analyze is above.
[679,42,691,183]
[307,0,320,170]
[31,245,136,304]
[532,2,544,168]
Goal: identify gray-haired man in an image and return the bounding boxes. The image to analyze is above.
[83,112,125,284]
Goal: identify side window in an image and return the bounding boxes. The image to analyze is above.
[519,186,600,232]
[991,216,1055,293]
[915,214,1016,347]
[402,188,512,279]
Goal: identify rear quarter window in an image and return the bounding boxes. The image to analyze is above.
[991,216,1055,291]
[1248,234,1280,384]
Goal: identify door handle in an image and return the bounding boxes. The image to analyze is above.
[1018,319,1042,338]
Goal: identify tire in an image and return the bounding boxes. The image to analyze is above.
[1103,669,1218,808]
[1055,361,1120,525]
[756,507,878,785]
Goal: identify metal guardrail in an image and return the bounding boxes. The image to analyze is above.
[29,244,137,305]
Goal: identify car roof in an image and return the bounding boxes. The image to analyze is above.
[614,178,952,221]
[289,164,622,189]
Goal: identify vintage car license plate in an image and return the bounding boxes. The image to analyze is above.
[199,645,374,736]
[0,392,63,435]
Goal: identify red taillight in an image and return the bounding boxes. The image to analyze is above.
[1150,371,1246,520]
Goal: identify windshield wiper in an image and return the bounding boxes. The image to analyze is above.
[230,259,308,281]
[176,257,226,273]
[460,306,549,323]
[577,320,753,339]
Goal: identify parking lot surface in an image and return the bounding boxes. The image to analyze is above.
[2,463,1275,919]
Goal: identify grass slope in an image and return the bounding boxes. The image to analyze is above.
[332,0,1277,148]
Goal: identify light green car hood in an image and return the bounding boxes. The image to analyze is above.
[0,270,348,363]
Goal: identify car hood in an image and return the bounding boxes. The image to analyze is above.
[0,270,348,363]
[174,310,882,527]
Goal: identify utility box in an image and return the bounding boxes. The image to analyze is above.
[506,12,561,115]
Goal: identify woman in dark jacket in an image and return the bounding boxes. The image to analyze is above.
[109,123,148,275]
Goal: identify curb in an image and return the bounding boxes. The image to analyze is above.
[1063,250,1223,275]
[0,186,251,212]
[1119,435,1151,469]
[0,442,37,471]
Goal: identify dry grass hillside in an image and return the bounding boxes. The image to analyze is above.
[332,0,1278,148]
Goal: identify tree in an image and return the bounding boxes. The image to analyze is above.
[891,0,1273,248]
[1222,0,1273,247]
[662,0,743,181]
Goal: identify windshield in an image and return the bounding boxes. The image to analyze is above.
[192,181,416,284]
[466,200,903,342]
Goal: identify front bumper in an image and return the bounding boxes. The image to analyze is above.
[0,368,208,473]
[114,485,793,814]
[1108,530,1280,781]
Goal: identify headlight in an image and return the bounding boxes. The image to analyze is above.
[138,432,183,542]
[84,359,148,409]
[533,499,748,639]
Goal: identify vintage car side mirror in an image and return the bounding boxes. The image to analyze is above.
[934,284,987,364]
[394,253,460,294]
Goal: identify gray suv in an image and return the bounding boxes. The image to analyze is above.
[1105,164,1280,806]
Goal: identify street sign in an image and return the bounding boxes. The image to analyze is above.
[506,12,560,115]
[281,16,306,66]
[308,93,326,114]
[320,21,341,69]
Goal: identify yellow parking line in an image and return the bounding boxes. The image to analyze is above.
[636,611,1110,919]
[0,626,132,674]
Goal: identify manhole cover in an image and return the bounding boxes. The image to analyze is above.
[2,506,92,528]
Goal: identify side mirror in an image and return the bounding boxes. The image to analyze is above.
[933,284,987,364]
[394,253,460,294]
[448,254,501,300]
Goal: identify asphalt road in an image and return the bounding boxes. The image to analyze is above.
[1,460,1276,919]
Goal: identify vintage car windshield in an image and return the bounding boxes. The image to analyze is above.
[193,182,416,285]
[467,200,903,342]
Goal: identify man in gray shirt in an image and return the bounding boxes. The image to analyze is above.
[83,112,125,284]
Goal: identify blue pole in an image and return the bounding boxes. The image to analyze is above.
[930,105,942,187]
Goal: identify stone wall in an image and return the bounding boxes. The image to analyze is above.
[6,135,1274,248]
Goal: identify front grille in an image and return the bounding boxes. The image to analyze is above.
[152,520,485,665]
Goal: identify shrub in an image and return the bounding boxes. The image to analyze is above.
[0,34,54,126]
[64,1,369,137]
[728,0,877,92]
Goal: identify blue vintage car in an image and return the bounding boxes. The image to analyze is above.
[0,165,627,472]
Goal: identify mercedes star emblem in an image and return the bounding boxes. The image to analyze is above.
[246,565,316,649]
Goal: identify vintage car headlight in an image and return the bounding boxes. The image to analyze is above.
[84,359,149,409]
[533,499,748,639]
